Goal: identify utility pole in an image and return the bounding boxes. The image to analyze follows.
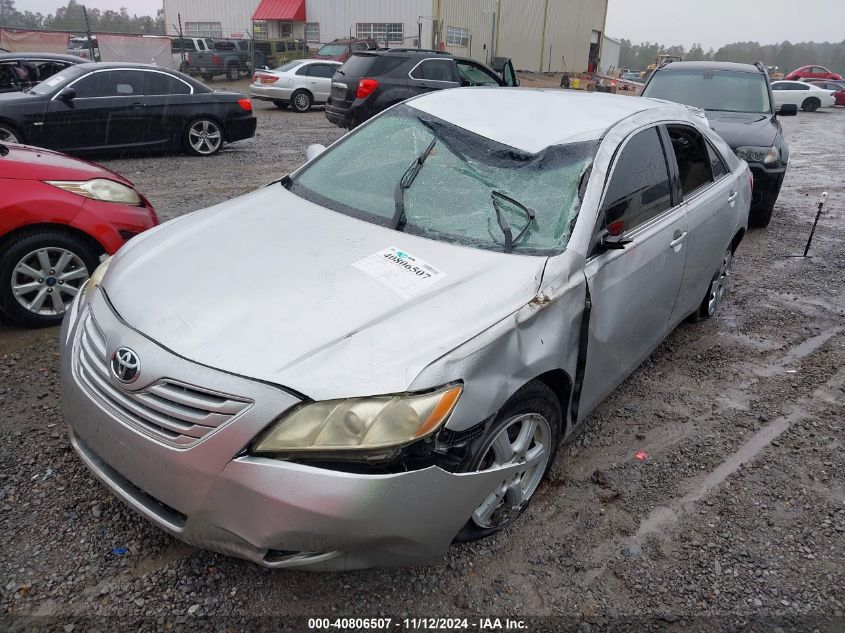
[82,5,95,62]
[177,13,186,69]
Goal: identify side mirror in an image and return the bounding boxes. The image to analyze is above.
[778,103,798,116]
[600,219,632,250]
[305,143,326,162]
[57,87,76,102]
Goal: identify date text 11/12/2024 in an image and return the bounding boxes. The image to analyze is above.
[307,617,529,631]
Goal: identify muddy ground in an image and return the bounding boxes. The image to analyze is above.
[0,84,843,632]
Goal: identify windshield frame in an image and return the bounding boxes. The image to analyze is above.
[286,105,598,257]
[643,68,774,115]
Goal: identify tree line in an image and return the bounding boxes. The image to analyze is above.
[0,0,164,35]
[619,38,845,73]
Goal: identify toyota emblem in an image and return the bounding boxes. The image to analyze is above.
[110,347,141,384]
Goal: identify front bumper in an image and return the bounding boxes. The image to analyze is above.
[249,84,293,101]
[746,162,786,208]
[60,292,516,570]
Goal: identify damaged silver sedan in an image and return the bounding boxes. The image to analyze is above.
[59,88,751,570]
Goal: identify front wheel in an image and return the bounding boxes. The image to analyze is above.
[184,118,223,156]
[691,247,733,322]
[455,380,562,542]
[0,231,99,327]
[0,123,22,144]
[801,98,820,112]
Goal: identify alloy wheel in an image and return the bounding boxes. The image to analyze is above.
[11,247,89,317]
[188,120,222,155]
[471,413,552,529]
[0,126,20,143]
[293,92,311,111]
[706,249,733,316]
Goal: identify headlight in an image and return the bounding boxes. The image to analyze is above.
[80,256,112,300]
[253,384,463,455]
[46,178,142,205]
[735,146,780,165]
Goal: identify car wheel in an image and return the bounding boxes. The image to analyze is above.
[291,90,312,112]
[184,118,223,156]
[0,231,99,328]
[691,247,733,322]
[454,380,562,542]
[0,123,22,144]
[801,97,820,112]
[226,64,239,81]
[272,100,289,109]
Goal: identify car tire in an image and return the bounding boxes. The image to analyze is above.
[291,90,312,112]
[201,73,214,81]
[272,100,289,109]
[0,230,99,328]
[226,64,239,81]
[691,246,733,322]
[749,201,775,228]
[0,122,23,144]
[454,380,562,543]
[801,97,820,112]
[184,118,223,157]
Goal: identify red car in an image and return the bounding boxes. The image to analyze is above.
[0,142,157,327]
[312,38,377,62]
[785,65,842,81]
[807,80,845,105]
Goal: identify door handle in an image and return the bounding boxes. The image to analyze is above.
[728,190,738,203]
[669,230,688,249]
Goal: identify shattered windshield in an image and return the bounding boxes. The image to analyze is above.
[288,105,597,255]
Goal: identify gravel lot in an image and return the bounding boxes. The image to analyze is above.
[1,83,843,632]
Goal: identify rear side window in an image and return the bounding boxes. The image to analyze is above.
[706,142,728,179]
[307,64,335,79]
[601,127,672,231]
[144,72,191,95]
[411,59,456,82]
[666,125,713,197]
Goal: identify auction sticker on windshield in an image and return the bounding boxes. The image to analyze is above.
[353,247,446,300]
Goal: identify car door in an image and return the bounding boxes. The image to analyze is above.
[408,58,459,96]
[42,70,114,149]
[306,63,336,102]
[580,125,688,416]
[771,82,799,108]
[455,59,501,87]
[662,124,738,326]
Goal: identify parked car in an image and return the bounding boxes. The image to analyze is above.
[252,38,308,70]
[325,49,519,129]
[190,40,252,81]
[250,59,342,111]
[0,62,256,157]
[67,35,100,61]
[169,37,216,74]
[641,61,794,227]
[804,79,845,106]
[770,80,836,112]
[619,71,643,83]
[0,141,157,326]
[60,88,750,570]
[784,65,841,81]
[0,52,83,94]
[312,38,377,62]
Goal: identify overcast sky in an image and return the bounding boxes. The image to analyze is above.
[606,0,845,49]
[19,0,845,50]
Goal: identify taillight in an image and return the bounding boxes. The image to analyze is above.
[252,72,258,83]
[238,98,252,112]
[356,78,379,99]
[212,55,221,65]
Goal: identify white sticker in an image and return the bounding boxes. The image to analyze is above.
[352,247,446,300]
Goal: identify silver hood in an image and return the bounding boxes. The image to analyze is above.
[104,186,547,400]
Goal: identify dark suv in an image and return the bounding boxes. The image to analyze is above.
[641,61,796,227]
[325,49,518,130]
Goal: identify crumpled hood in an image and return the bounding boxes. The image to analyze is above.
[704,110,777,149]
[104,185,547,400]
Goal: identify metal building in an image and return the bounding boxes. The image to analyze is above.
[162,0,609,72]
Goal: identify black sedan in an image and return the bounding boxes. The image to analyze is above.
[0,52,83,94]
[0,62,257,156]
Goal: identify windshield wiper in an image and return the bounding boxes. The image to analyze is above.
[491,190,535,253]
[390,137,437,231]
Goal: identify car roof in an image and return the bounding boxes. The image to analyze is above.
[0,52,83,63]
[655,60,763,74]
[406,88,691,153]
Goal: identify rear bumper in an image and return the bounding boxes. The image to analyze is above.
[60,292,517,570]
[249,84,293,102]
[225,116,257,142]
[324,103,357,129]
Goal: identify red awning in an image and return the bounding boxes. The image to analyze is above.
[251,0,306,21]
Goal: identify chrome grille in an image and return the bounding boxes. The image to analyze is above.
[74,313,252,447]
